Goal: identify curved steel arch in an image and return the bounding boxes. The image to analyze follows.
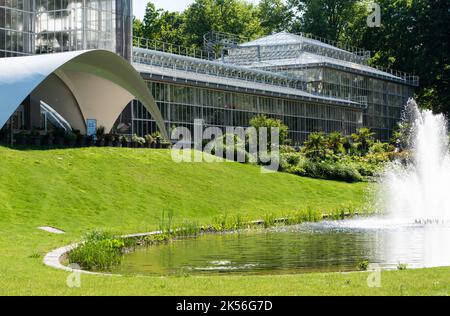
[0,50,168,139]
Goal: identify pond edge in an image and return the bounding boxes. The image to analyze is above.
[43,230,163,276]
[43,212,363,276]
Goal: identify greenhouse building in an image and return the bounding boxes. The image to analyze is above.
[0,0,419,145]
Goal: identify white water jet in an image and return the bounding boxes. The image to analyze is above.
[382,99,450,224]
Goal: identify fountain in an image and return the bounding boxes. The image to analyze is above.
[383,99,450,224]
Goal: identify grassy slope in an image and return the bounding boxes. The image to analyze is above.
[0,146,448,296]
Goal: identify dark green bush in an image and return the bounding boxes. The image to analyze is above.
[302,160,363,183]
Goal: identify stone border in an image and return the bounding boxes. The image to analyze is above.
[43,231,162,275]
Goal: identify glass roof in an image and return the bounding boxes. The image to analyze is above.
[239,32,346,52]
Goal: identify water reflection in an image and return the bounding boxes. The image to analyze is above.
[114,218,450,276]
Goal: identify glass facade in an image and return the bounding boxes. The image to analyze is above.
[285,67,414,140]
[0,1,34,57]
[0,0,131,58]
[115,81,364,145]
[130,32,417,142]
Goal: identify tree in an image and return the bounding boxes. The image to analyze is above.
[142,2,163,39]
[258,0,293,34]
[249,115,290,146]
[133,17,143,39]
[354,0,450,114]
[183,0,264,48]
[302,132,330,160]
[326,131,345,156]
[157,11,185,45]
[351,128,375,156]
[288,0,366,42]
[139,3,185,46]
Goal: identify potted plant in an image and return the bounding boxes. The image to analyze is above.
[120,135,128,148]
[144,134,155,148]
[96,126,105,147]
[131,134,145,148]
[152,131,162,149]
[112,135,121,147]
[64,131,77,147]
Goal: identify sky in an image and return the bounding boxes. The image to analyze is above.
[133,0,260,20]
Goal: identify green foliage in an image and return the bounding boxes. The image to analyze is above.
[302,132,331,160]
[183,0,264,48]
[263,213,276,228]
[351,128,375,156]
[302,160,363,183]
[357,260,369,271]
[288,0,365,42]
[249,115,290,146]
[67,231,125,271]
[159,210,175,235]
[258,0,293,33]
[391,122,411,151]
[356,0,450,114]
[132,134,146,145]
[292,129,384,182]
[327,132,346,156]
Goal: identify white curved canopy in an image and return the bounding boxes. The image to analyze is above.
[0,50,168,139]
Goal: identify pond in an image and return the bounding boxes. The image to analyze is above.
[113,218,450,276]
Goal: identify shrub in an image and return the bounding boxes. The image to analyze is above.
[351,128,375,156]
[279,152,306,174]
[132,134,145,145]
[357,260,369,271]
[302,132,331,160]
[327,132,346,156]
[67,231,125,271]
[302,160,363,183]
[249,115,290,146]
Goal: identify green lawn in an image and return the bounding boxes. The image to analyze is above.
[0,146,448,296]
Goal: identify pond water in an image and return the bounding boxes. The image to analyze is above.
[113,218,450,276]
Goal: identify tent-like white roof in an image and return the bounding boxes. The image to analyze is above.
[0,50,168,139]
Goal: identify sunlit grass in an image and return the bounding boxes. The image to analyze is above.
[0,146,448,296]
